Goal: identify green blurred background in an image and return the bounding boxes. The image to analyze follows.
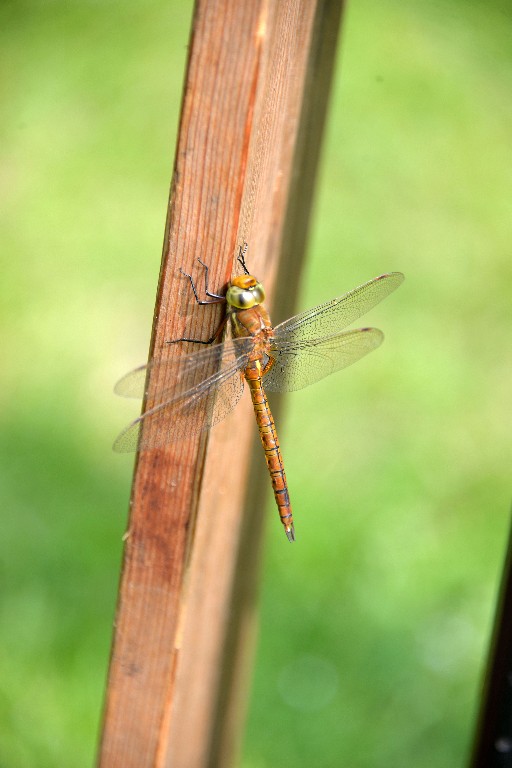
[1,1,510,766]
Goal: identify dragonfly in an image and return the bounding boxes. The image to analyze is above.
[113,247,404,542]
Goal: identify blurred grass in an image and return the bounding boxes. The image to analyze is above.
[0,0,510,766]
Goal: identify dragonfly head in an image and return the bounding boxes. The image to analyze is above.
[226,275,265,309]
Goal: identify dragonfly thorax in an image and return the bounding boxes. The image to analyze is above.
[226,275,265,309]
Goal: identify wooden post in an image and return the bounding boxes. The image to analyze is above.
[98,1,344,766]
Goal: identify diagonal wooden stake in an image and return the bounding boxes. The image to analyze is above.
[98,1,344,766]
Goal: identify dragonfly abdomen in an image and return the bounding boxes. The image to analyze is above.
[244,361,295,543]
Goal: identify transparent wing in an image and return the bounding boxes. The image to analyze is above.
[273,272,404,343]
[113,337,253,452]
[264,327,383,392]
[114,364,150,399]
[115,337,251,400]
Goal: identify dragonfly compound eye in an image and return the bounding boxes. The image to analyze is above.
[251,283,265,304]
[226,283,265,309]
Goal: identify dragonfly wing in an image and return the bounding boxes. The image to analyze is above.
[114,337,252,400]
[113,338,252,452]
[114,363,148,398]
[273,272,403,342]
[263,327,384,392]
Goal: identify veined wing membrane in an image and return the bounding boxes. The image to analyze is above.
[273,272,404,343]
[264,327,383,393]
[113,337,253,452]
[114,337,252,400]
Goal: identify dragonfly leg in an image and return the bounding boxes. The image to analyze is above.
[196,259,226,300]
[166,315,228,346]
[179,260,225,304]
[168,259,228,345]
[237,242,250,274]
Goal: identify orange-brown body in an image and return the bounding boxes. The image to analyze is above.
[229,291,295,542]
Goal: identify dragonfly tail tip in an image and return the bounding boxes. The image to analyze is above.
[285,525,295,543]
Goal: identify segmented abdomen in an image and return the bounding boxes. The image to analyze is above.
[244,360,295,542]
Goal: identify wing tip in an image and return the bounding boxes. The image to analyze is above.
[360,325,384,339]
[376,271,405,284]
[112,419,141,453]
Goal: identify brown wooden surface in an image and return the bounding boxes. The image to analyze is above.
[98,1,344,766]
